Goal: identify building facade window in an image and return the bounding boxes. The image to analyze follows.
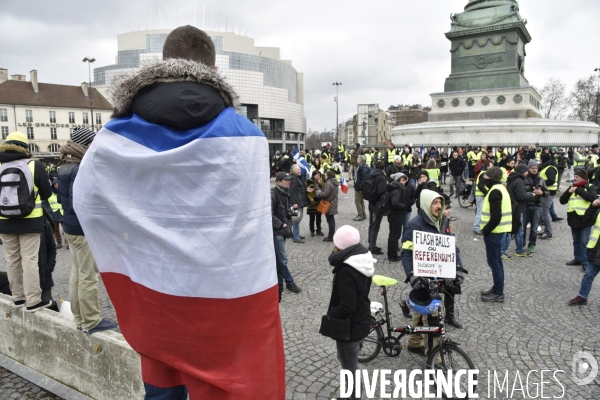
[96,113,102,125]
[0,109,7,122]
[48,143,60,152]
[28,144,39,153]
[50,127,57,140]
[27,127,34,139]
[49,111,56,123]
[26,110,33,122]
[1,127,8,139]
[69,112,75,123]
[83,113,89,124]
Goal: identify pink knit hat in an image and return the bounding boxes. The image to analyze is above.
[333,225,361,250]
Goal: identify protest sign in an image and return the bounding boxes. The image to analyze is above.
[412,230,456,279]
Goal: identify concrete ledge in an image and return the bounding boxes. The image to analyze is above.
[0,294,144,399]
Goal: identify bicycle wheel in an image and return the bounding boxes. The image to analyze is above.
[426,342,476,398]
[357,317,383,363]
[457,193,469,209]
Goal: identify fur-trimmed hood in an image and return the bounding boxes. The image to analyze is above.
[0,144,31,164]
[109,58,240,118]
[0,144,29,155]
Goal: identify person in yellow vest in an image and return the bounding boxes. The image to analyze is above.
[364,150,373,168]
[567,197,600,306]
[495,147,508,161]
[559,169,598,271]
[473,160,493,234]
[385,143,399,168]
[572,146,587,170]
[44,178,66,249]
[0,132,53,312]
[479,167,512,302]
[320,154,330,174]
[538,152,559,240]
[424,159,440,188]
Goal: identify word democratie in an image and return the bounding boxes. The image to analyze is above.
[339,369,478,399]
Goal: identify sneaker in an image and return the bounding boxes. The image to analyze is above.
[567,296,588,306]
[539,233,552,240]
[388,256,400,262]
[552,218,564,222]
[515,251,532,257]
[370,248,384,255]
[474,230,484,235]
[286,283,302,293]
[13,300,26,308]
[527,223,531,228]
[299,236,306,239]
[480,287,494,296]
[293,239,305,243]
[323,237,334,242]
[84,319,118,334]
[501,253,512,261]
[537,226,542,233]
[566,259,582,266]
[528,244,535,253]
[316,231,324,236]
[25,299,54,313]
[481,293,505,303]
[353,216,364,221]
[407,346,426,357]
[310,231,315,237]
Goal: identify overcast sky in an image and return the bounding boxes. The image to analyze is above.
[2,0,599,132]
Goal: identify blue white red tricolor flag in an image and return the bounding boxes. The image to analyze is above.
[340,176,349,194]
[292,146,311,177]
[73,108,285,398]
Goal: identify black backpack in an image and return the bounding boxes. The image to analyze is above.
[361,174,378,201]
[0,159,36,219]
[376,190,392,216]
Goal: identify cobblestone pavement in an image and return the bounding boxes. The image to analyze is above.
[2,175,600,399]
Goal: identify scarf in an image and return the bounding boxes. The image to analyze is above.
[573,179,588,188]
[60,140,87,163]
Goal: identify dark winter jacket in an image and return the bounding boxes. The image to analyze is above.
[388,181,406,215]
[289,174,309,208]
[271,184,292,238]
[409,157,424,180]
[585,204,600,266]
[448,156,466,176]
[404,181,417,213]
[524,174,548,206]
[0,144,52,234]
[507,173,535,214]
[0,272,9,295]
[560,182,598,228]
[439,153,449,173]
[327,244,374,342]
[57,162,84,235]
[415,180,438,210]
[354,162,370,192]
[366,168,388,205]
[49,168,58,181]
[39,212,56,291]
[317,178,339,215]
[386,163,404,182]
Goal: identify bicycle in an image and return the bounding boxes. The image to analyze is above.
[457,178,473,209]
[358,274,476,397]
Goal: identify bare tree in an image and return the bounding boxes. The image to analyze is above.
[305,132,321,150]
[537,77,570,119]
[569,75,599,122]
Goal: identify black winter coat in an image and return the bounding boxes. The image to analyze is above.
[271,185,292,238]
[404,182,417,213]
[57,162,84,235]
[39,213,56,291]
[388,181,406,215]
[366,169,388,205]
[354,163,370,192]
[449,156,466,176]
[507,173,535,214]
[440,153,449,173]
[327,244,373,342]
[289,174,309,208]
[560,183,598,228]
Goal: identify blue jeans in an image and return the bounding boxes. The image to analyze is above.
[473,195,484,232]
[514,213,525,254]
[409,178,417,189]
[144,383,188,400]
[523,206,541,246]
[550,202,558,220]
[571,226,592,266]
[500,232,511,255]
[484,233,504,295]
[292,208,304,241]
[579,263,600,299]
[274,235,294,286]
[541,196,554,236]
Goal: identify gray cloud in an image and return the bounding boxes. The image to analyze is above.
[1,0,598,132]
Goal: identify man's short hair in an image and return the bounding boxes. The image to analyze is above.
[163,25,216,66]
[375,161,385,170]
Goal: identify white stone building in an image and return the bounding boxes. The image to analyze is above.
[0,69,112,159]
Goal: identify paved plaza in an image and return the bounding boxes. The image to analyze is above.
[2,176,600,399]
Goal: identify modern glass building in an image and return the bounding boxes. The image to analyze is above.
[94,29,306,154]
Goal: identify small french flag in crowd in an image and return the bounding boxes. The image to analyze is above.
[340,176,349,194]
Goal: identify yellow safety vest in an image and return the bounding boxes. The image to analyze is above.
[587,211,600,249]
[387,149,398,163]
[401,153,413,165]
[500,167,508,184]
[365,153,373,167]
[535,150,542,159]
[568,184,593,216]
[470,151,482,166]
[331,164,342,181]
[574,153,586,167]
[48,193,63,215]
[588,155,598,169]
[0,160,43,219]
[539,165,558,191]
[496,151,507,161]
[475,171,486,197]
[321,161,330,174]
[480,184,512,233]
[427,168,440,187]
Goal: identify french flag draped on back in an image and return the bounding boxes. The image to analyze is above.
[293,146,311,177]
[73,107,284,398]
[340,176,349,194]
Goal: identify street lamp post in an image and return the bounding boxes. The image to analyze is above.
[594,68,600,125]
[83,57,96,130]
[333,82,342,149]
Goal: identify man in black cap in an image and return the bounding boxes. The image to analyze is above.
[271,172,301,299]
[507,163,541,257]
[58,127,118,334]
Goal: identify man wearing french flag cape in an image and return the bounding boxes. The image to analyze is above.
[73,26,285,399]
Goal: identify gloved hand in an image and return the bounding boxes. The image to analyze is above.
[453,273,465,286]
[444,278,454,289]
[409,275,427,290]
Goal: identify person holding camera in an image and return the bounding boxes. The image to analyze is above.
[522,160,548,255]
[400,189,465,356]
[271,172,301,299]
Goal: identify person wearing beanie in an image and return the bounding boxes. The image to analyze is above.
[0,132,53,312]
[560,166,598,272]
[415,168,438,210]
[499,157,515,184]
[539,152,560,240]
[480,166,512,302]
[473,160,494,234]
[521,160,548,255]
[387,173,408,262]
[326,225,375,399]
[507,162,541,257]
[409,150,424,188]
[386,155,404,182]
